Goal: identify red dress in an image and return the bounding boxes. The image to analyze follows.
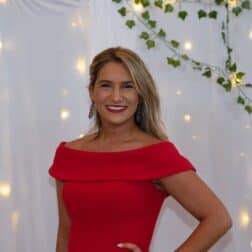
[48,140,196,252]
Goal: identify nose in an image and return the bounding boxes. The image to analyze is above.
[111,86,123,101]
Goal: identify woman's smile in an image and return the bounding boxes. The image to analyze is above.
[106,105,128,113]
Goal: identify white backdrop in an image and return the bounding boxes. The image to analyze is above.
[0,0,251,251]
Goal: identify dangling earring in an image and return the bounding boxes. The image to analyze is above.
[135,103,143,124]
[88,101,95,119]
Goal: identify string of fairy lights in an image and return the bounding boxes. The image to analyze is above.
[0,0,251,248]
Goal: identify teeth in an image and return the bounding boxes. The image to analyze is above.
[107,106,126,110]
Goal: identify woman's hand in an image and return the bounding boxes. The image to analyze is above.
[117,242,143,251]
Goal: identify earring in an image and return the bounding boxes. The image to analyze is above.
[88,101,95,119]
[135,103,143,124]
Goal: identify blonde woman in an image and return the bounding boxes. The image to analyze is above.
[49,47,232,252]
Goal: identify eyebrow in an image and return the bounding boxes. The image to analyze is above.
[97,80,134,84]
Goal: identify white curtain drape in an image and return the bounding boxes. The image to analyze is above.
[0,0,251,251]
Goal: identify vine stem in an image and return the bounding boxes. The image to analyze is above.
[225,3,232,70]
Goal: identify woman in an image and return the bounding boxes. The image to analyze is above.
[49,47,232,252]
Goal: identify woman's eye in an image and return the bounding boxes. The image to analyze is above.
[100,84,133,88]
[101,83,110,87]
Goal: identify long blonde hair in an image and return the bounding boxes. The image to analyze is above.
[85,46,169,141]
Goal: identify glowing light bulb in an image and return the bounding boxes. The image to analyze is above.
[249,30,252,39]
[71,15,84,28]
[239,209,250,228]
[245,123,251,129]
[229,74,241,88]
[71,22,77,27]
[0,40,3,51]
[75,58,86,75]
[132,2,144,12]
[183,114,191,122]
[79,133,84,138]
[62,88,69,97]
[60,109,70,120]
[250,241,252,248]
[192,135,197,140]
[11,210,20,231]
[176,89,182,95]
[227,0,239,7]
[164,0,176,4]
[0,0,7,5]
[184,41,192,51]
[0,182,11,198]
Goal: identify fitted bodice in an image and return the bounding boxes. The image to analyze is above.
[49,140,196,251]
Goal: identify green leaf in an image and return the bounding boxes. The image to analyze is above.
[170,40,180,48]
[245,83,252,87]
[192,61,202,70]
[154,0,163,9]
[227,47,233,53]
[202,70,212,78]
[158,29,166,37]
[167,57,181,68]
[141,10,150,20]
[237,96,245,105]
[146,40,155,49]
[112,0,122,3]
[118,7,127,16]
[229,63,237,72]
[192,60,201,66]
[126,20,136,28]
[244,105,252,114]
[232,7,242,16]
[164,3,174,13]
[181,54,189,60]
[198,9,207,19]
[178,11,188,20]
[223,81,232,92]
[225,59,231,70]
[215,0,224,5]
[217,77,225,85]
[241,0,250,9]
[236,72,245,80]
[148,20,156,28]
[208,10,218,19]
[140,0,150,7]
[139,31,149,40]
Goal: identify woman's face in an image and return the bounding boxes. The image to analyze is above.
[89,61,140,126]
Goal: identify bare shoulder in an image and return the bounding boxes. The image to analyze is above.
[64,138,83,149]
[139,132,164,145]
[64,133,95,150]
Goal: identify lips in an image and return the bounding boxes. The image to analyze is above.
[106,105,127,112]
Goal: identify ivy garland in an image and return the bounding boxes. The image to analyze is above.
[112,0,252,114]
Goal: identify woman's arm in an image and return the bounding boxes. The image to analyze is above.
[159,171,232,252]
[55,180,71,252]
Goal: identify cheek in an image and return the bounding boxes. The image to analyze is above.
[93,91,108,102]
[131,93,140,103]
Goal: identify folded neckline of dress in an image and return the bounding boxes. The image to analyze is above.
[59,140,171,155]
[49,140,196,181]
